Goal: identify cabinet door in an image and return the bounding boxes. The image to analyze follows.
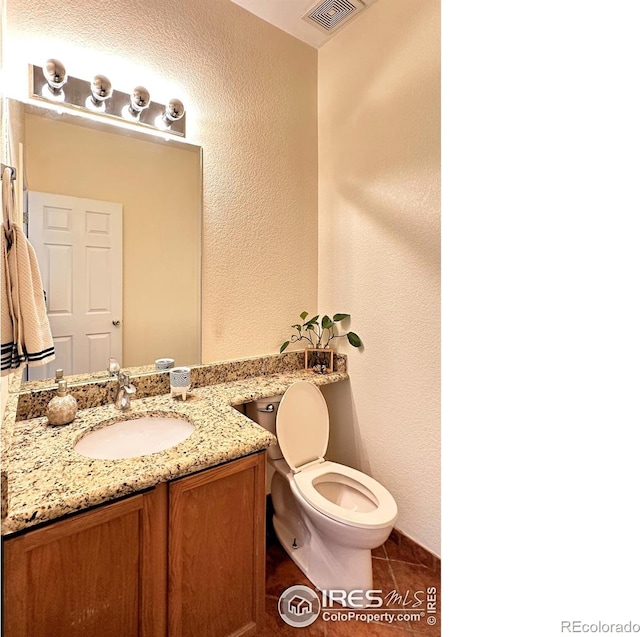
[3,484,167,637]
[168,452,266,637]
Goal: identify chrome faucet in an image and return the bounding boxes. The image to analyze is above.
[108,357,120,376]
[115,371,136,411]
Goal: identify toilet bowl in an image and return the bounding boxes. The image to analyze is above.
[247,381,398,596]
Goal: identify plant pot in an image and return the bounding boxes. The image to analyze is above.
[304,348,334,374]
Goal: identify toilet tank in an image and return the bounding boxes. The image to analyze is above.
[245,395,283,460]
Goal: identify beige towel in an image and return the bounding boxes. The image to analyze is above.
[1,227,18,373]
[2,167,17,374]
[2,168,55,374]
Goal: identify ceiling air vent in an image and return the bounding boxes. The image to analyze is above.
[302,0,366,32]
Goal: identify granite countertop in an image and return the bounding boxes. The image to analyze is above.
[2,367,347,536]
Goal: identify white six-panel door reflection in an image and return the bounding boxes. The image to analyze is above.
[27,192,123,380]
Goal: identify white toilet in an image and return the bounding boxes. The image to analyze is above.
[246,381,398,595]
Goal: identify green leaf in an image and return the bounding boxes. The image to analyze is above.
[333,313,350,322]
[306,315,319,325]
[279,341,290,353]
[321,315,333,330]
[291,324,301,331]
[305,324,315,331]
[347,332,362,347]
[300,311,309,320]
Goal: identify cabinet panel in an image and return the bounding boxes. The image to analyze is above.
[3,487,166,637]
[169,453,266,637]
[3,452,266,637]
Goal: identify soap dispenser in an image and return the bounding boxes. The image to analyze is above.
[47,379,78,426]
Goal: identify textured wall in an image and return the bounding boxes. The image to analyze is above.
[318,0,441,554]
[4,0,318,363]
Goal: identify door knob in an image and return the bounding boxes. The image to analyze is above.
[112,319,121,326]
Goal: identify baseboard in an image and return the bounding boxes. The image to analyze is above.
[385,528,441,574]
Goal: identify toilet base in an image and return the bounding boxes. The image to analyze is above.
[273,514,310,574]
[272,511,374,602]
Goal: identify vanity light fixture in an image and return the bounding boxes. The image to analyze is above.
[155,98,185,129]
[30,60,187,137]
[128,86,151,118]
[163,98,185,124]
[41,59,67,101]
[86,74,113,111]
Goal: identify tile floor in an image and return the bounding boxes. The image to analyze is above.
[258,528,441,636]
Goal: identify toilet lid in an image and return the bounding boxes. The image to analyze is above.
[276,381,329,472]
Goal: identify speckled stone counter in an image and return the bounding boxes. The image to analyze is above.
[13,351,347,421]
[2,360,347,536]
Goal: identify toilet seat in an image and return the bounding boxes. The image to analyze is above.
[293,461,398,530]
[276,381,398,530]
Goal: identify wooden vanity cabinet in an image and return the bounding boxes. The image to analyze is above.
[3,452,266,637]
[168,452,266,637]
[2,485,167,637]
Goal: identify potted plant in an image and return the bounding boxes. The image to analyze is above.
[280,312,362,373]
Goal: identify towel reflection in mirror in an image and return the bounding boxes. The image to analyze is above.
[1,165,55,375]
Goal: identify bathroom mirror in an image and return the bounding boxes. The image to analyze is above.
[7,98,202,386]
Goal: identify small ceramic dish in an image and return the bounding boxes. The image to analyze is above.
[155,358,175,370]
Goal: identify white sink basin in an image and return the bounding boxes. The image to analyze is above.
[74,416,195,460]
